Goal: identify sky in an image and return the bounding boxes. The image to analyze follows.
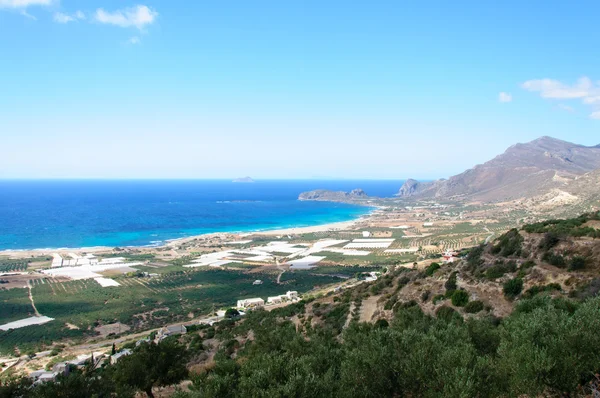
[1,0,599,180]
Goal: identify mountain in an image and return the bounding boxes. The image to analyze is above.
[232,176,255,183]
[398,136,600,202]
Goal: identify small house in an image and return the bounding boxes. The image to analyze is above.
[110,349,132,365]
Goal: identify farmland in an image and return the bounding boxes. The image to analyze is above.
[0,268,339,355]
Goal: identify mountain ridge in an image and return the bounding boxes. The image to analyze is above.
[398,136,600,202]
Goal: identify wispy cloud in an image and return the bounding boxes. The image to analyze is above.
[0,0,52,8]
[557,104,575,113]
[522,76,600,119]
[128,36,141,45]
[20,9,36,19]
[95,5,157,29]
[53,10,85,23]
[498,92,512,103]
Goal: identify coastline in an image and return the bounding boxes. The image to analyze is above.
[0,207,376,257]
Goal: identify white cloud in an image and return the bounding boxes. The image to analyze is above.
[20,9,36,19]
[54,12,74,23]
[498,92,512,103]
[95,5,157,29]
[53,10,85,23]
[522,77,596,99]
[128,36,140,44]
[0,0,52,8]
[522,76,600,119]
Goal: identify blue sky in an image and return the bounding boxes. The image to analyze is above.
[1,1,599,179]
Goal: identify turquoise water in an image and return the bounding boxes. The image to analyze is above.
[0,180,403,250]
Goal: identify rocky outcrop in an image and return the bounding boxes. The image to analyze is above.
[298,189,368,202]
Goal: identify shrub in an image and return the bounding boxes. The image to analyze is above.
[374,319,389,329]
[491,229,524,257]
[466,245,485,270]
[435,305,460,322]
[445,272,458,292]
[569,256,586,271]
[523,283,562,299]
[539,231,561,250]
[519,260,536,270]
[503,278,523,300]
[543,252,566,268]
[224,308,240,318]
[433,294,446,304]
[485,260,518,279]
[425,262,441,277]
[451,290,469,307]
[421,290,430,302]
[464,300,484,313]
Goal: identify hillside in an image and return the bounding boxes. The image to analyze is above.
[6,213,600,397]
[399,136,600,202]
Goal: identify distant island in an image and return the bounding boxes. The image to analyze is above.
[232,177,255,183]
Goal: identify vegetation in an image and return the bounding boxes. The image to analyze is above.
[424,262,441,277]
[0,269,338,355]
[503,278,523,300]
[464,300,484,313]
[451,290,469,307]
[491,229,523,257]
[523,211,600,238]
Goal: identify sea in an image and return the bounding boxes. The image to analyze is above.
[0,180,404,250]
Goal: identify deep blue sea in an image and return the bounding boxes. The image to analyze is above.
[0,180,403,250]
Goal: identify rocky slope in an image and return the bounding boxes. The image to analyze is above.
[398,136,600,202]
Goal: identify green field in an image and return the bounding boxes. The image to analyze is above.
[0,288,35,324]
[0,268,340,355]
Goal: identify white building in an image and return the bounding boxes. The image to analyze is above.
[267,296,283,304]
[362,231,371,237]
[236,298,265,309]
[110,349,132,364]
[267,291,299,305]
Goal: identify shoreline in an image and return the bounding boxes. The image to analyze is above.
[0,207,377,257]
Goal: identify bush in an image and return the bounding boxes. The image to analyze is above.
[435,305,460,322]
[374,319,389,329]
[569,256,586,271]
[425,262,441,277]
[503,278,523,300]
[464,300,484,313]
[421,290,430,302]
[485,260,518,279]
[543,252,566,268]
[432,294,446,304]
[539,231,561,250]
[451,290,469,307]
[445,272,458,292]
[491,229,523,257]
[523,283,562,299]
[224,308,240,318]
